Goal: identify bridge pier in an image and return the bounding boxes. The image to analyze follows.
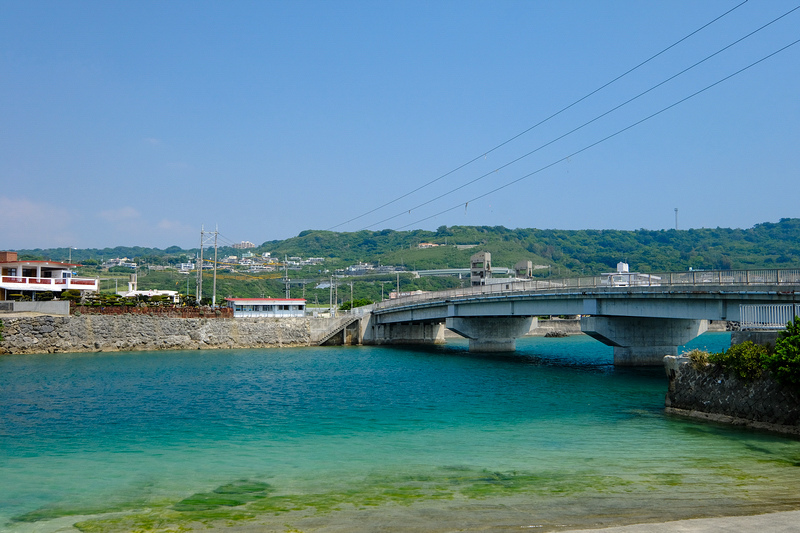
[446,316,536,352]
[364,321,446,346]
[581,316,708,366]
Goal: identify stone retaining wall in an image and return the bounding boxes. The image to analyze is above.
[0,315,313,354]
[664,356,800,436]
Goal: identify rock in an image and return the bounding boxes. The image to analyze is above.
[665,357,800,436]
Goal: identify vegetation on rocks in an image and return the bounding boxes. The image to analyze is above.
[688,318,800,388]
[765,319,800,388]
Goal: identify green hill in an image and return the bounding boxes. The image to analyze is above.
[11,218,800,302]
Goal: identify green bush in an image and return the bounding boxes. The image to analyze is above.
[60,289,82,301]
[708,341,769,381]
[339,298,373,311]
[685,348,710,370]
[764,317,800,388]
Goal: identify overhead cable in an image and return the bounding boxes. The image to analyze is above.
[394,37,800,230]
[325,0,749,231]
[360,4,800,230]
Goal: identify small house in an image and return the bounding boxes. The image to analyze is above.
[0,251,98,300]
[225,297,306,318]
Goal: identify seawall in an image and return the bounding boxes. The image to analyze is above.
[0,315,317,354]
[664,356,800,436]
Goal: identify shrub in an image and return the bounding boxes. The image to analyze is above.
[339,298,373,311]
[708,341,770,381]
[764,317,800,389]
[60,290,82,301]
[685,349,710,370]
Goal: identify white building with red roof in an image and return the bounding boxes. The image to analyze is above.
[0,251,99,300]
[225,297,306,318]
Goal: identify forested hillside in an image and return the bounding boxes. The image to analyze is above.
[262,218,800,273]
[12,219,799,302]
[15,218,800,275]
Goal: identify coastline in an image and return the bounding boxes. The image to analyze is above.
[193,509,800,532]
[558,509,800,532]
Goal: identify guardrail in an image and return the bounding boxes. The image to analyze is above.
[740,304,800,330]
[373,268,800,312]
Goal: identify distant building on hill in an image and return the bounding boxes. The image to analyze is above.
[470,252,492,286]
[514,260,533,279]
[232,241,256,249]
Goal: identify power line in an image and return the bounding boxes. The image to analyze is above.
[325,0,749,231]
[395,37,800,230]
[360,4,800,230]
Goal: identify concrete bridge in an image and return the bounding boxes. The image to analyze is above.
[358,268,800,366]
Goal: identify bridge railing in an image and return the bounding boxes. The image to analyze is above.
[740,304,800,330]
[373,268,800,312]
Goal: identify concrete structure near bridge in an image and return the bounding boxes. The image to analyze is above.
[359,268,800,366]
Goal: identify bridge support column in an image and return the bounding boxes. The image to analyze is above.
[581,316,708,366]
[446,316,535,352]
[364,321,446,346]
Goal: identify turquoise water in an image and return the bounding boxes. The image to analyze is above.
[2,333,800,532]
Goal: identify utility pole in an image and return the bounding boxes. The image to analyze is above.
[284,255,290,298]
[197,226,204,303]
[350,280,353,309]
[212,225,218,307]
[329,275,333,317]
[674,208,679,230]
[380,281,388,301]
[396,272,400,297]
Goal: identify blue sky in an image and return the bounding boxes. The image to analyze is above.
[2,1,798,250]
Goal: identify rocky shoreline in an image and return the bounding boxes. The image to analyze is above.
[664,355,800,436]
[0,315,313,354]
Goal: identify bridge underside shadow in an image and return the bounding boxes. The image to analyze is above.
[363,314,710,366]
[581,316,708,366]
[362,316,537,353]
[363,321,447,346]
[446,316,535,352]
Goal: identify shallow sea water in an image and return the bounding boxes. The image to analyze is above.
[1,332,800,532]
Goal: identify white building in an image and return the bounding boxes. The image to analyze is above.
[116,274,180,303]
[601,262,661,287]
[0,251,98,300]
[225,298,306,318]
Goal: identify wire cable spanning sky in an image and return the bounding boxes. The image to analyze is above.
[351,4,800,231]
[327,0,751,231]
[2,1,799,249]
[397,36,800,230]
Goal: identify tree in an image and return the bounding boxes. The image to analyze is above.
[765,317,800,388]
[339,298,373,311]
